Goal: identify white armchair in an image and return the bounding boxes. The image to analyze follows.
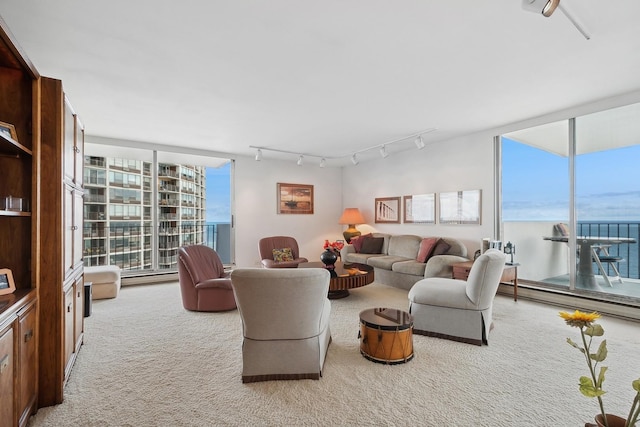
[408,249,507,346]
[230,268,332,383]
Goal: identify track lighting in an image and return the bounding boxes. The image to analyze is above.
[521,0,559,17]
[319,158,326,168]
[379,145,389,158]
[254,149,262,161]
[297,155,304,166]
[351,154,359,165]
[414,136,425,150]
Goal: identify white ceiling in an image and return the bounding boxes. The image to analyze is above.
[2,0,640,166]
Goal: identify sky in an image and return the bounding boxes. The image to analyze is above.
[502,139,640,221]
[205,162,231,223]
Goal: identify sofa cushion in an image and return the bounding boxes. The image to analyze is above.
[368,256,412,270]
[387,235,422,258]
[352,233,372,253]
[416,237,438,263]
[432,239,451,256]
[391,260,427,276]
[360,237,384,254]
[344,253,385,264]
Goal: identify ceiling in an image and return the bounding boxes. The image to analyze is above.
[1,1,640,166]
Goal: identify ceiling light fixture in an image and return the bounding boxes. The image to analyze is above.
[297,155,304,166]
[319,158,326,168]
[254,149,262,161]
[414,136,425,150]
[379,145,389,158]
[351,154,359,165]
[522,0,590,40]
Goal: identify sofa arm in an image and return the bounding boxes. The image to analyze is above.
[340,245,356,259]
[424,255,470,278]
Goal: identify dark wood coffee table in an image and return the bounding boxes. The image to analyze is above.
[299,261,374,299]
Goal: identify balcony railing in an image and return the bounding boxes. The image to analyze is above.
[577,222,639,279]
[83,223,230,272]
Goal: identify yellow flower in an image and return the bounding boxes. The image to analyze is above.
[559,310,601,328]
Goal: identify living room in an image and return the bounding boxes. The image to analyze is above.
[1,2,640,426]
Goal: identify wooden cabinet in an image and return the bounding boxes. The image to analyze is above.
[452,260,519,301]
[0,17,40,427]
[39,77,85,407]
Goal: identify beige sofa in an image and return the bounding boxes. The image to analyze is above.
[340,233,469,290]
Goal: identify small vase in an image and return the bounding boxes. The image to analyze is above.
[593,414,627,427]
[320,249,338,267]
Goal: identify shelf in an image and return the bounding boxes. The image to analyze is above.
[0,133,32,157]
[0,210,31,217]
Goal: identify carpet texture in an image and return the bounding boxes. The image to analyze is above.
[28,281,640,426]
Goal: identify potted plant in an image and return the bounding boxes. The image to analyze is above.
[559,310,640,427]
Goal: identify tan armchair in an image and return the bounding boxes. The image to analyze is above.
[259,236,308,268]
[408,249,506,345]
[177,245,236,312]
[230,268,332,383]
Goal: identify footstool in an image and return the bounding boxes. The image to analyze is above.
[85,265,122,300]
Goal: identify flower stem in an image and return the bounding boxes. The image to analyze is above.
[581,328,608,427]
[626,392,640,427]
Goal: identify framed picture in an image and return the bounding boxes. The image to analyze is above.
[277,183,314,214]
[439,189,482,224]
[375,196,401,223]
[403,193,436,224]
[0,268,16,296]
[0,121,18,142]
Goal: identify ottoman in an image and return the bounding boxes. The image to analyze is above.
[85,265,122,300]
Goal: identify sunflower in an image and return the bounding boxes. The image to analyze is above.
[559,310,601,328]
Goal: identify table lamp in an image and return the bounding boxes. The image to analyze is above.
[339,208,365,243]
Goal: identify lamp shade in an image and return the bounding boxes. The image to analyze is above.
[338,208,365,225]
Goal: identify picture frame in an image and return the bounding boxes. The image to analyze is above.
[403,193,436,224]
[0,120,18,142]
[374,196,401,223]
[0,268,16,296]
[439,189,482,224]
[277,183,314,214]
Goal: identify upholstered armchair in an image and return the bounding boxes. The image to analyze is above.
[408,249,506,345]
[259,236,308,268]
[230,268,332,383]
[177,245,236,312]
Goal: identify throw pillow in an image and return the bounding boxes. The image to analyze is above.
[431,239,451,256]
[352,233,372,253]
[272,247,294,262]
[360,237,384,254]
[554,223,570,237]
[416,237,438,263]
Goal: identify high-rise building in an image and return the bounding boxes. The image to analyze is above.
[83,156,206,272]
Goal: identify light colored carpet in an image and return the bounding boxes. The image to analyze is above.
[28,281,640,427]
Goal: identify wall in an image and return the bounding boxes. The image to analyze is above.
[234,156,344,268]
[341,131,497,256]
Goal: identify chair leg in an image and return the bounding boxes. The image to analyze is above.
[599,246,624,284]
[591,247,613,287]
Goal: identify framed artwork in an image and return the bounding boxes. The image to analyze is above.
[0,268,16,296]
[374,196,401,223]
[277,183,314,214]
[439,189,482,224]
[0,121,18,142]
[403,193,436,224]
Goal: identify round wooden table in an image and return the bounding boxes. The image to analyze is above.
[299,261,374,299]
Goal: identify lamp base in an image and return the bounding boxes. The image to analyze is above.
[343,226,361,244]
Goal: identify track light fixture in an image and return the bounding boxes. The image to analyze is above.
[297,155,304,166]
[379,145,389,158]
[521,0,559,17]
[254,149,262,161]
[414,136,425,150]
[351,154,359,165]
[319,158,326,168]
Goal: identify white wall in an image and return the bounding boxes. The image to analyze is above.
[341,132,497,256]
[233,156,344,268]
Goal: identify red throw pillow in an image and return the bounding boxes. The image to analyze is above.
[352,233,372,253]
[416,237,438,263]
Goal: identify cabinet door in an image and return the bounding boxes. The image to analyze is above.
[63,97,76,185]
[17,302,37,427]
[64,286,75,374]
[73,190,84,270]
[0,325,15,426]
[64,184,74,276]
[74,277,84,352]
[74,115,84,187]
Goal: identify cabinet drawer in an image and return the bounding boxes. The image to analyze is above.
[452,265,472,280]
